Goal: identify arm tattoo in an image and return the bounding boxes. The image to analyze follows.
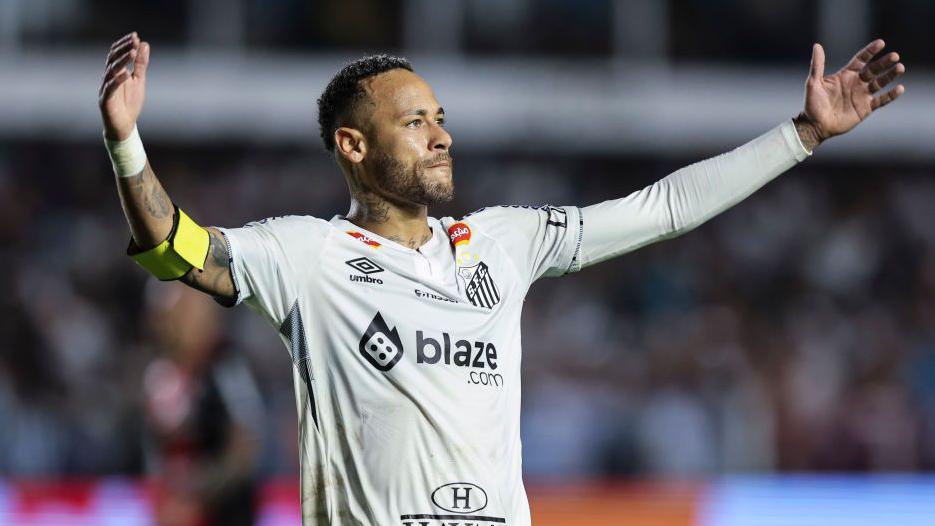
[180,228,234,301]
[207,229,233,296]
[208,229,231,269]
[793,112,824,153]
[141,169,172,219]
[129,170,145,192]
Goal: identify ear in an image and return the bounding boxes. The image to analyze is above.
[335,127,367,164]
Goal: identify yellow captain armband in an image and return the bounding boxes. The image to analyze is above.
[127,205,210,281]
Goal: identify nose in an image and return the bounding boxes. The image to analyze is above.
[429,121,452,152]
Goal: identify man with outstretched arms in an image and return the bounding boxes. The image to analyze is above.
[101,31,905,525]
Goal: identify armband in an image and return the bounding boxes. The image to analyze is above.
[127,205,210,280]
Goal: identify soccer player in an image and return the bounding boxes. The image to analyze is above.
[99,32,905,525]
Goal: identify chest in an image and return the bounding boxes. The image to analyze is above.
[300,232,520,382]
[318,228,513,312]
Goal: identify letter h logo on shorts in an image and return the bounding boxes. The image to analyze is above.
[359,312,404,371]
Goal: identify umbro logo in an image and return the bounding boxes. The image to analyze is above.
[346,257,384,274]
[346,257,384,285]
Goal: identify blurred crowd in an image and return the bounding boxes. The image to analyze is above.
[1,138,934,481]
[11,0,934,65]
[521,163,935,478]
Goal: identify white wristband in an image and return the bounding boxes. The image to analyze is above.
[104,125,147,178]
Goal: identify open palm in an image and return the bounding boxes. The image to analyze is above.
[99,32,150,141]
[803,39,905,140]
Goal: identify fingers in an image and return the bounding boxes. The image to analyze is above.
[99,69,132,103]
[133,41,150,81]
[869,63,906,94]
[108,32,136,53]
[103,31,139,89]
[106,37,137,65]
[106,32,138,64]
[99,48,136,94]
[860,51,899,82]
[871,84,905,111]
[100,31,148,100]
[809,43,825,80]
[845,38,886,71]
[105,48,136,78]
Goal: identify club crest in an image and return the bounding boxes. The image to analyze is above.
[457,261,500,309]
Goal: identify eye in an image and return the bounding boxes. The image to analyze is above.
[406,119,423,128]
[436,117,446,127]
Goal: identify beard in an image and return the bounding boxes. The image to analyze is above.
[371,151,454,206]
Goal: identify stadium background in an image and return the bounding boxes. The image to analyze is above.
[2,0,935,524]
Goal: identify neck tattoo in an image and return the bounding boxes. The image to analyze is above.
[385,230,433,250]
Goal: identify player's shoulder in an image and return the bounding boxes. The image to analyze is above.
[458,204,528,222]
[457,204,570,228]
[241,214,334,242]
[245,214,329,230]
[439,206,544,249]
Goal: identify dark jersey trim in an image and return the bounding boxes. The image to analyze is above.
[211,228,241,308]
[280,300,319,430]
[462,203,561,220]
[566,211,584,275]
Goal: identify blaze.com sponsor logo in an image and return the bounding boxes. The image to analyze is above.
[358,312,504,388]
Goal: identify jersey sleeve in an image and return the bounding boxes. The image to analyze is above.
[579,119,810,267]
[466,205,584,284]
[214,215,328,328]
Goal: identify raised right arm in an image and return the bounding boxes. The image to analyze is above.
[100,32,236,304]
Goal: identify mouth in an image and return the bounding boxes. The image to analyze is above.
[428,162,450,168]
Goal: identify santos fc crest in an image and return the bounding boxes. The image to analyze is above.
[458,261,500,309]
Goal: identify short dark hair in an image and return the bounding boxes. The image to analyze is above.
[317,54,413,152]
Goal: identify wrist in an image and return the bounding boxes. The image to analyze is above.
[103,122,132,142]
[793,112,824,153]
[104,124,147,177]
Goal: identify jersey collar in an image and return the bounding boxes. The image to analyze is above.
[332,215,443,254]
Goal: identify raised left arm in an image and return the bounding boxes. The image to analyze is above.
[576,40,905,269]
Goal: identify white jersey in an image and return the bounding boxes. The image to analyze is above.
[220,205,582,526]
[214,119,809,526]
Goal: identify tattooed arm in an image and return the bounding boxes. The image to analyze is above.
[102,33,235,304]
[114,161,172,247]
[114,161,236,304]
[114,162,236,303]
[181,227,236,304]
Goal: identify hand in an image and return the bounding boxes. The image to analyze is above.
[98,32,150,141]
[795,39,905,151]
